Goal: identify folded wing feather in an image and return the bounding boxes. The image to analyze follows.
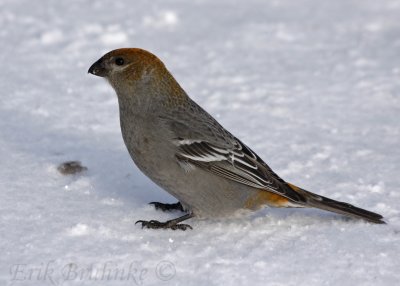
[175,138,306,204]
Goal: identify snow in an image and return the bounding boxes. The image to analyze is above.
[1,0,400,285]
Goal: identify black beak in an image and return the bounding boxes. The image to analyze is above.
[88,58,107,77]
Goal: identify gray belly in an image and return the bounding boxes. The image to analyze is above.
[135,153,257,218]
[120,115,257,218]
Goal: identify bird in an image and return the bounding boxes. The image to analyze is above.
[88,48,385,230]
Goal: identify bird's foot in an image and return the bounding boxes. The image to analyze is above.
[149,202,184,212]
[135,220,192,231]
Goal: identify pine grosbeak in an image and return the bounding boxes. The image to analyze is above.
[88,48,384,230]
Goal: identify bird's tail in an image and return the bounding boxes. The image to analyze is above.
[287,183,385,224]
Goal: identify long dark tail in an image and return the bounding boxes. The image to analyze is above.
[288,183,385,224]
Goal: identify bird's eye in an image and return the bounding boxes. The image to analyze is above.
[115,58,124,66]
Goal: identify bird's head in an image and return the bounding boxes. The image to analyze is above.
[89,48,176,94]
[89,48,188,109]
[88,48,164,76]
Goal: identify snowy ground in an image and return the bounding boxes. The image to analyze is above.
[1,0,400,285]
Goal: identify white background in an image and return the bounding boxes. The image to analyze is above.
[1,0,399,285]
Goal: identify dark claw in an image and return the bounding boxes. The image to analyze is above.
[135,220,162,229]
[171,224,192,230]
[149,202,184,212]
[135,220,192,231]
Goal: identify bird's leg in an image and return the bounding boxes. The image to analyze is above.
[149,201,184,212]
[136,213,194,231]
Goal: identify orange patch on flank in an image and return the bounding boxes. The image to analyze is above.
[244,190,290,209]
[287,182,302,192]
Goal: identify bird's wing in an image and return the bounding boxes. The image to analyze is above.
[160,101,306,204]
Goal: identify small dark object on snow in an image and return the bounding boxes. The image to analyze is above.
[57,161,87,175]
